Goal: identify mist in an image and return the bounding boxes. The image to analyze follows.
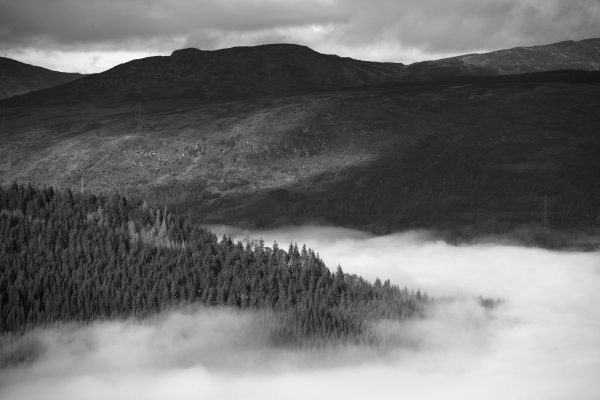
[1,226,599,399]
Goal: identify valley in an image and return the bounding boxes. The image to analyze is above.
[2,0,600,397]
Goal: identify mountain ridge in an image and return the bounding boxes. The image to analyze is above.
[458,38,600,72]
[7,43,408,105]
[404,38,600,80]
[5,38,599,106]
[0,57,84,100]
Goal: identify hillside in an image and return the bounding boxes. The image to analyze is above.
[406,38,600,80]
[0,57,83,100]
[0,40,599,245]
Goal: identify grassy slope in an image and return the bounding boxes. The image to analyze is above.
[1,80,599,244]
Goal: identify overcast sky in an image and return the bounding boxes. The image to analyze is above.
[1,0,599,73]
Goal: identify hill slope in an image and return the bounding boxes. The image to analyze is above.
[0,57,83,100]
[406,38,600,80]
[2,73,599,245]
[0,40,599,245]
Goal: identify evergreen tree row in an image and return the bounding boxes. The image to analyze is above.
[342,69,600,91]
[0,183,429,344]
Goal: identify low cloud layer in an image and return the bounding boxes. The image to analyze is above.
[1,0,599,72]
[1,227,599,399]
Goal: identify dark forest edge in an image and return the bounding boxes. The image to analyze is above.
[341,69,600,92]
[0,184,501,364]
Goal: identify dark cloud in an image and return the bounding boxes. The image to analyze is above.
[0,0,347,51]
[0,0,599,68]
[324,0,600,56]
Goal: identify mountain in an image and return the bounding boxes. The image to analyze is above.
[407,38,600,80]
[1,39,599,246]
[8,44,407,105]
[8,39,600,106]
[0,57,84,100]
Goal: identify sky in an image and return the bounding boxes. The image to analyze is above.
[0,0,599,73]
[0,0,600,73]
[1,226,599,399]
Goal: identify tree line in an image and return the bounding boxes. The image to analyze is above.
[341,69,600,91]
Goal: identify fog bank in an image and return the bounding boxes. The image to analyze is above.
[1,226,599,400]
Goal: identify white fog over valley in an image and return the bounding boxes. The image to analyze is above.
[1,226,599,400]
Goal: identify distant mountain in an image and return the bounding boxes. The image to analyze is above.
[0,57,84,100]
[407,38,600,80]
[2,40,599,243]
[7,39,599,106]
[9,44,408,105]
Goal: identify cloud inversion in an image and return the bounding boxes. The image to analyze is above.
[1,227,599,400]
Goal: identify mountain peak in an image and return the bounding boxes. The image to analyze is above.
[170,43,318,59]
[170,48,203,57]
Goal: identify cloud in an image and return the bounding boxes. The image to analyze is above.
[1,0,599,72]
[327,0,600,54]
[1,226,599,400]
[0,0,346,51]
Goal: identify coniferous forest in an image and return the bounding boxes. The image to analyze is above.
[0,183,433,346]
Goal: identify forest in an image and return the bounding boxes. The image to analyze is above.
[0,183,445,347]
[342,69,600,91]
